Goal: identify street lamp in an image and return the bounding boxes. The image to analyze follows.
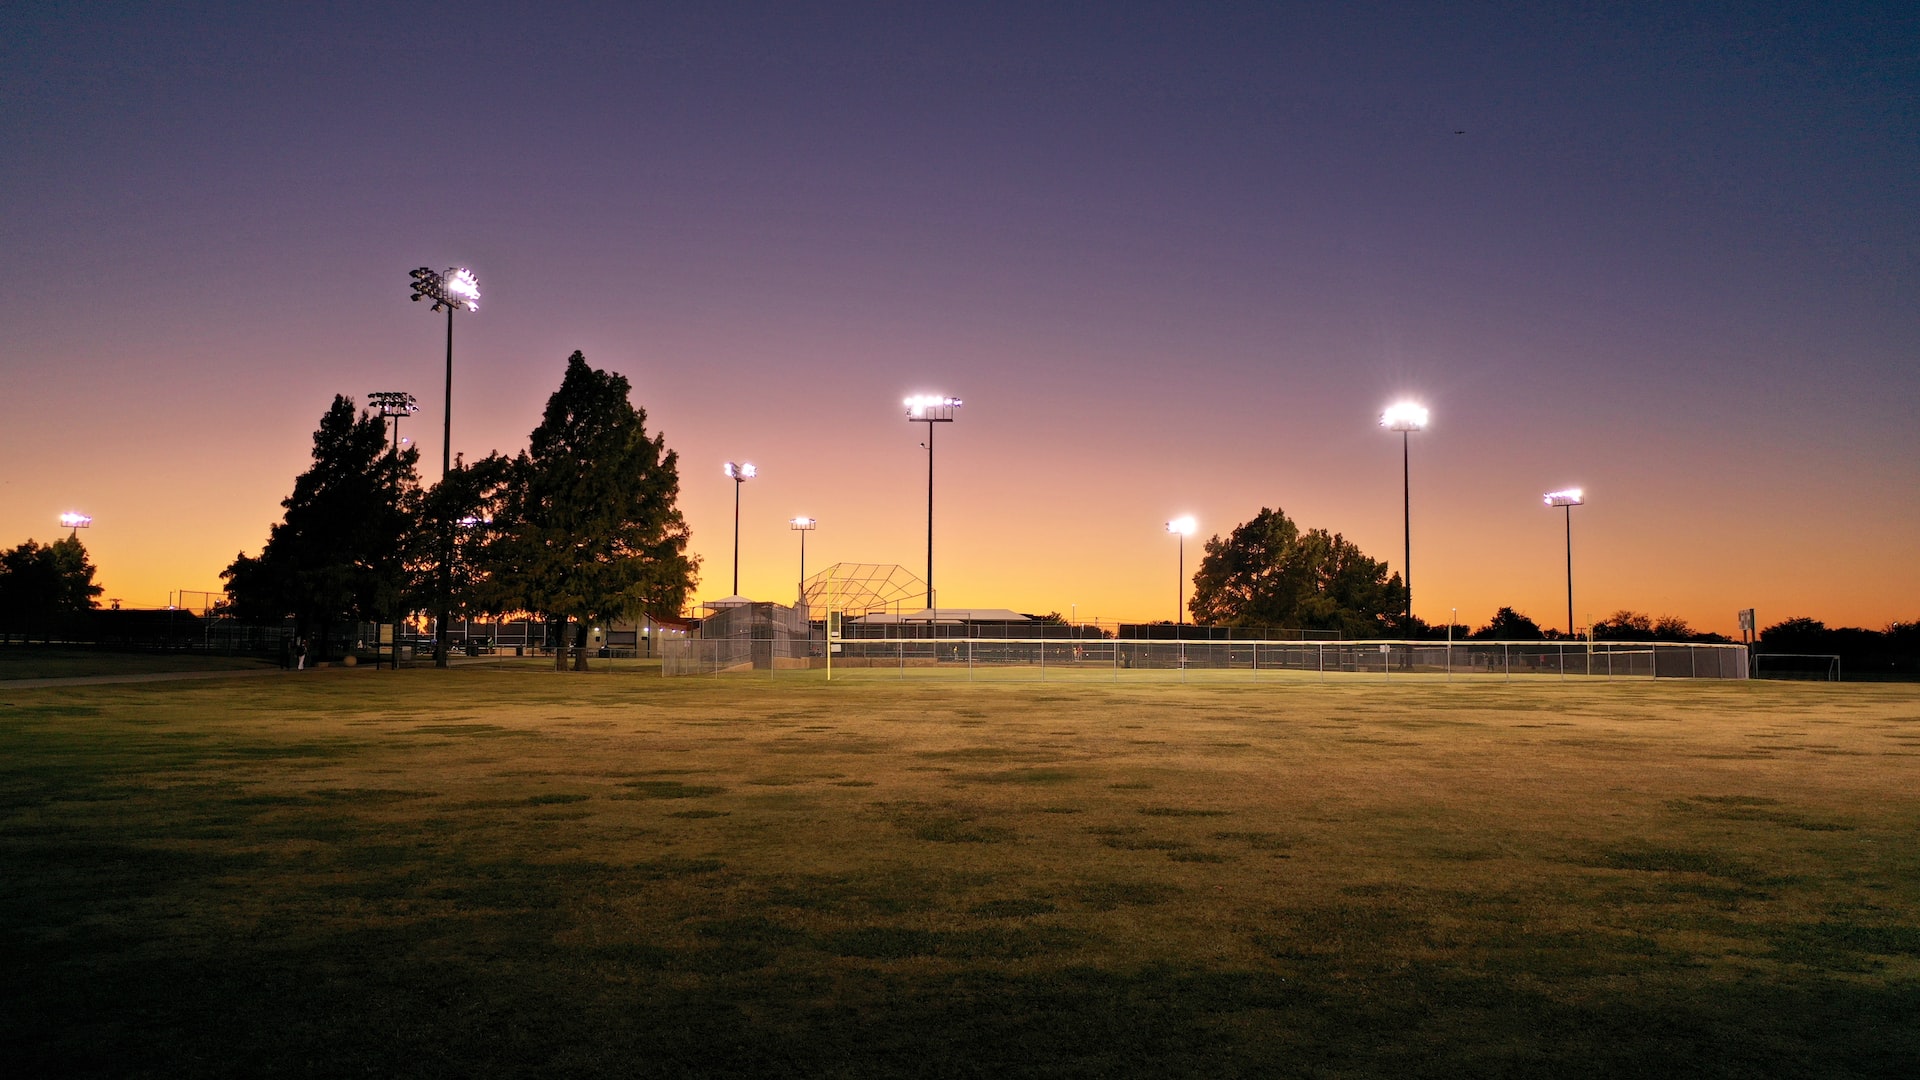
[1544,488,1585,639]
[790,516,816,605]
[1381,401,1428,620]
[1166,516,1197,628]
[725,462,756,596]
[905,395,960,609]
[408,266,479,668]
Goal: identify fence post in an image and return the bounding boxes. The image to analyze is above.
[1504,643,1510,682]
[969,638,974,682]
[1039,636,1045,681]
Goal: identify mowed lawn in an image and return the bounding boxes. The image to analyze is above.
[3,670,1917,1078]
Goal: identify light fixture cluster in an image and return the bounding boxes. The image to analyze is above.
[368,390,418,417]
[1543,488,1585,507]
[1380,401,1429,432]
[408,266,481,312]
[904,394,962,418]
[724,461,757,480]
[60,512,92,529]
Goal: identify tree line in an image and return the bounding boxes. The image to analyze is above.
[221,351,697,670]
[0,535,102,642]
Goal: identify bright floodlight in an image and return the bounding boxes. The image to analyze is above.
[445,268,480,310]
[408,266,480,312]
[905,394,962,418]
[1166,515,1197,536]
[60,512,92,529]
[790,516,816,530]
[1544,488,1585,507]
[725,461,757,480]
[1381,401,1429,432]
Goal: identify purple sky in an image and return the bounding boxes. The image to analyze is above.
[3,2,1916,632]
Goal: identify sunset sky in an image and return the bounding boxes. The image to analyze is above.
[3,2,1916,634]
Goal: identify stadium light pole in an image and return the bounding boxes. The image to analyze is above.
[1544,488,1585,640]
[60,511,92,538]
[1381,401,1428,620]
[725,462,756,596]
[368,392,418,672]
[1166,516,1197,628]
[905,394,961,609]
[790,516,816,604]
[408,266,479,667]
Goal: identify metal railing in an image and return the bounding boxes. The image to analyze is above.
[663,637,1750,681]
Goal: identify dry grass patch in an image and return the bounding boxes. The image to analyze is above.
[2,672,1917,1076]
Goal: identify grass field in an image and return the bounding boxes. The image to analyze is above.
[0,647,275,681]
[3,669,1917,1077]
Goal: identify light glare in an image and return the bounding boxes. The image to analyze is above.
[904,394,962,418]
[60,512,92,529]
[446,268,480,311]
[1381,401,1429,431]
[1543,488,1585,507]
[1166,515,1197,536]
[725,461,757,480]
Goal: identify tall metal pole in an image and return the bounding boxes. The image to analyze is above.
[732,478,742,596]
[442,305,453,478]
[798,528,807,597]
[1402,428,1412,618]
[437,304,454,667]
[925,419,935,608]
[1176,532,1184,627]
[1564,503,1575,640]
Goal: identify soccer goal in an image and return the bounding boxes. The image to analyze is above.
[1752,653,1842,681]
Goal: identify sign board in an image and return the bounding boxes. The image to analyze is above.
[1737,609,1755,632]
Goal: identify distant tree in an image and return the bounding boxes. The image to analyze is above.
[1470,607,1544,640]
[223,395,420,657]
[0,535,103,641]
[1761,617,1827,641]
[1651,615,1695,639]
[1187,507,1408,637]
[410,452,515,641]
[475,352,697,671]
[1594,610,1655,640]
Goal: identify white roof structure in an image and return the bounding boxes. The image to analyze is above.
[799,563,927,616]
[854,609,1031,624]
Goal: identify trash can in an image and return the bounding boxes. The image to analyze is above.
[464,641,479,658]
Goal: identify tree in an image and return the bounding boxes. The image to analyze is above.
[1650,615,1695,640]
[0,535,103,641]
[1471,607,1543,640]
[409,452,515,647]
[1594,610,1655,640]
[1187,507,1408,637]
[223,395,420,657]
[475,352,697,671]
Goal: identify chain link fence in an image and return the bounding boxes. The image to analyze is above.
[664,636,1749,680]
